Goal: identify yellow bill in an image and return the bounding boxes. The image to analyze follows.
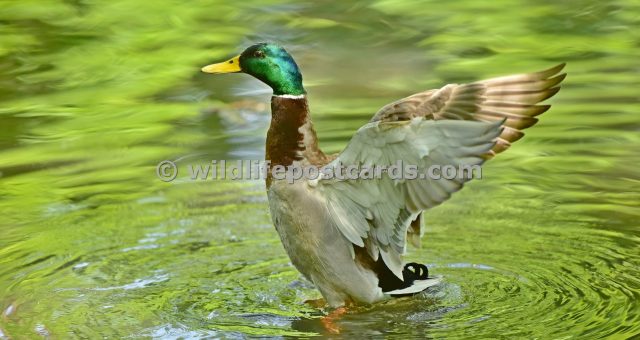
[201,55,241,73]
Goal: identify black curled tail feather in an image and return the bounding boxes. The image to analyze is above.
[352,246,432,294]
[403,262,429,281]
[377,261,430,293]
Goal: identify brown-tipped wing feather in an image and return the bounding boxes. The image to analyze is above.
[371,63,566,157]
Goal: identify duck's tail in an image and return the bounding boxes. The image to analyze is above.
[381,262,442,297]
[385,277,441,296]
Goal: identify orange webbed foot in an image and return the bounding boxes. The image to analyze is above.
[320,306,347,334]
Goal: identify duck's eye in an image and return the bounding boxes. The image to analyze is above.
[253,50,265,58]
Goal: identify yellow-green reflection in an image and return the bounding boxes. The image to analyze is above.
[0,0,638,338]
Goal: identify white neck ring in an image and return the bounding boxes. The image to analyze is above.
[274,94,306,99]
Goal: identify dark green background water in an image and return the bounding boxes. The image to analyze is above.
[1,0,639,338]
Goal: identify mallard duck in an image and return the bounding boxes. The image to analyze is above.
[202,43,565,308]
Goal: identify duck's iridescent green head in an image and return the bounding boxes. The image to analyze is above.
[202,43,305,96]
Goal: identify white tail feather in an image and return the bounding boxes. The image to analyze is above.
[385,276,442,296]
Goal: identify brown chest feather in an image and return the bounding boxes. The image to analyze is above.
[265,96,329,187]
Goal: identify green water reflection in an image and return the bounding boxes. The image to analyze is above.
[1,0,639,338]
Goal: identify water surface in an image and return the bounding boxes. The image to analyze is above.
[1,0,639,338]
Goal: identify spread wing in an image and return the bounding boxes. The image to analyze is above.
[372,63,566,156]
[314,119,503,278]
[314,64,565,279]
